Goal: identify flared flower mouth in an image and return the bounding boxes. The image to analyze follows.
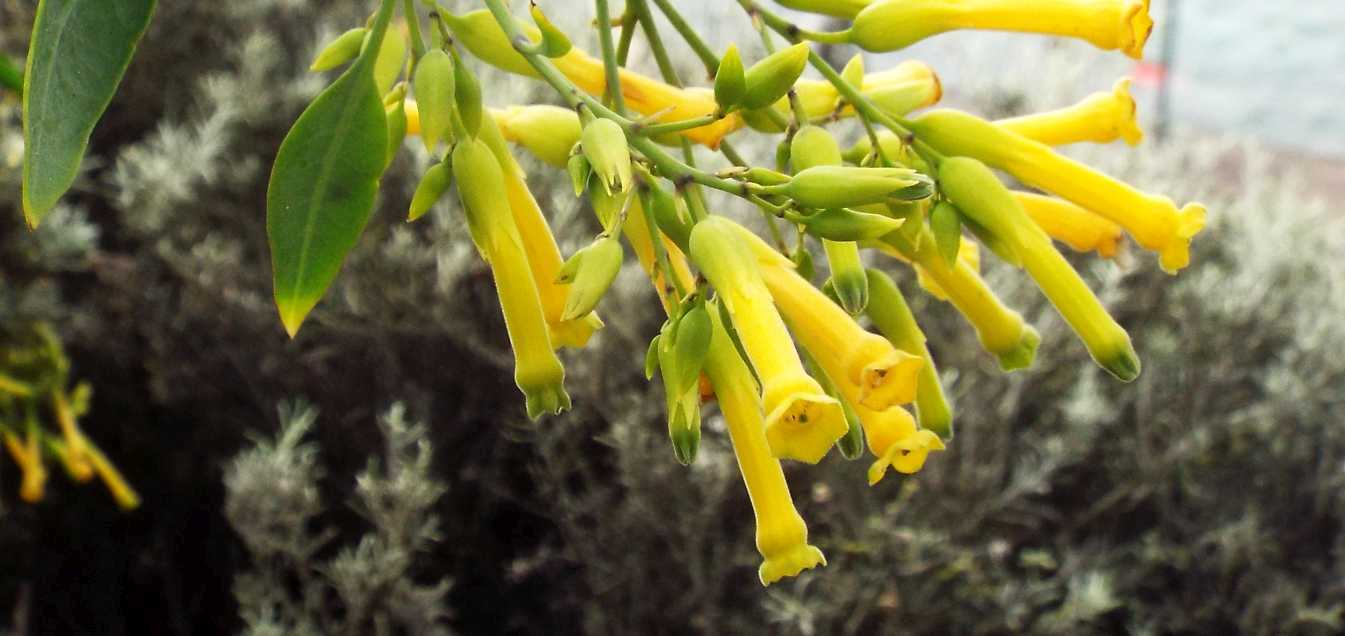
[868,429,946,485]
[764,386,848,464]
[760,543,827,586]
[857,348,924,410]
[1111,78,1143,145]
[1121,0,1155,59]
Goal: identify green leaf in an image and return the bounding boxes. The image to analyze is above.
[21,0,156,227]
[267,0,396,336]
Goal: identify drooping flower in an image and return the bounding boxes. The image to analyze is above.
[1014,191,1125,258]
[689,217,847,464]
[910,108,1206,273]
[702,304,827,585]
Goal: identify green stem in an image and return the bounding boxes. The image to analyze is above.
[740,0,851,45]
[636,113,724,137]
[593,0,626,114]
[403,0,427,62]
[629,0,681,88]
[648,0,720,78]
[616,9,637,66]
[719,141,787,249]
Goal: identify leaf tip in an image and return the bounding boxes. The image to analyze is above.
[277,303,311,339]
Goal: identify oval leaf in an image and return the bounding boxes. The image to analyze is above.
[267,5,395,336]
[22,0,157,227]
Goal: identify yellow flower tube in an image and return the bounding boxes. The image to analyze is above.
[622,197,695,314]
[452,138,570,419]
[1014,191,1124,258]
[479,114,602,350]
[3,429,46,503]
[870,227,1041,371]
[861,404,944,485]
[909,108,1206,273]
[998,78,1142,147]
[443,10,736,147]
[850,0,1154,59]
[703,305,826,585]
[733,223,923,411]
[689,217,847,464]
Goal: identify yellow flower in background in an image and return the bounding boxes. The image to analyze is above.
[689,217,846,464]
[479,115,602,350]
[2,428,47,503]
[703,305,826,585]
[621,198,696,314]
[999,78,1143,147]
[736,224,922,411]
[1014,191,1125,258]
[850,0,1154,59]
[910,108,1206,273]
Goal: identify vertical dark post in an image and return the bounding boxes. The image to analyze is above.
[1155,0,1181,142]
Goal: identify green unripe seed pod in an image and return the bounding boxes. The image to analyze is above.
[413,49,455,152]
[310,28,367,72]
[743,43,810,110]
[408,161,452,222]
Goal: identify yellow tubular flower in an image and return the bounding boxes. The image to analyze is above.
[850,0,1154,59]
[1014,191,1124,258]
[871,227,1041,371]
[735,225,922,411]
[861,404,944,485]
[51,390,93,482]
[998,78,1143,146]
[910,109,1206,273]
[452,139,570,419]
[479,115,602,349]
[689,217,846,464]
[703,306,826,586]
[444,10,735,147]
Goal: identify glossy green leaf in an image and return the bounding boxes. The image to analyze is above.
[21,0,156,227]
[267,0,395,336]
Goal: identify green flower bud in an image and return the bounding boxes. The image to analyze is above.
[648,183,691,251]
[863,268,952,438]
[560,235,624,321]
[567,146,591,196]
[840,53,865,91]
[672,304,712,396]
[656,320,703,466]
[496,105,581,168]
[451,49,484,138]
[408,161,451,222]
[888,174,937,201]
[743,166,792,186]
[714,44,747,111]
[310,28,367,72]
[793,207,903,241]
[743,43,810,110]
[823,240,868,314]
[789,125,843,172]
[413,49,455,152]
[530,2,573,58]
[670,423,701,466]
[929,200,962,267]
[581,118,633,195]
[767,166,920,209]
[589,179,628,232]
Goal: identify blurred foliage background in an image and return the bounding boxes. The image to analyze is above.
[1,0,1343,634]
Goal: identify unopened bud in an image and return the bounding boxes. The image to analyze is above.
[384,84,408,169]
[824,239,869,314]
[672,304,713,395]
[789,125,843,172]
[371,28,407,95]
[496,105,581,168]
[581,118,632,194]
[567,147,591,196]
[743,43,810,110]
[413,49,455,152]
[530,2,573,57]
[310,28,367,72]
[840,53,865,90]
[408,161,452,222]
[929,201,962,267]
[452,49,484,137]
[560,235,624,320]
[793,207,903,241]
[714,44,747,111]
[767,166,920,209]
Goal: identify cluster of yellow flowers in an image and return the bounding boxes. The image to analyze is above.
[316,0,1203,585]
[0,323,139,510]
